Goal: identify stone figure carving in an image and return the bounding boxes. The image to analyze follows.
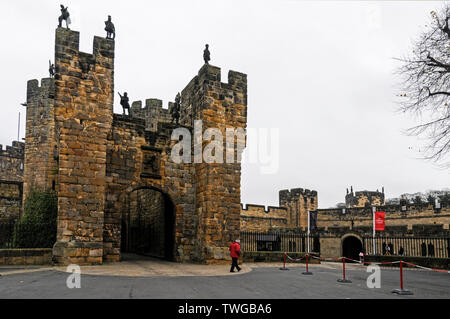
[144,155,158,173]
[105,15,115,40]
[58,5,71,29]
[118,92,130,115]
[203,44,210,64]
[171,93,181,125]
[49,60,55,78]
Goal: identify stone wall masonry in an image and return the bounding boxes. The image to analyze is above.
[0,181,22,221]
[52,28,115,265]
[104,115,197,262]
[130,99,172,132]
[0,141,25,183]
[0,141,24,221]
[316,204,450,234]
[181,64,247,263]
[240,204,288,232]
[24,78,57,201]
[0,248,53,265]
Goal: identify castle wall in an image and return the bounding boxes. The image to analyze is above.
[0,141,25,183]
[0,181,22,222]
[52,28,115,265]
[316,204,450,235]
[240,204,288,232]
[0,142,24,221]
[104,115,197,262]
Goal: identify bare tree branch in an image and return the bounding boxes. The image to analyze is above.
[396,4,450,166]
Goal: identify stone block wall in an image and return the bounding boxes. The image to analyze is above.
[240,204,288,232]
[104,115,196,262]
[52,28,115,265]
[0,141,25,183]
[180,64,247,263]
[0,142,24,221]
[0,181,22,221]
[0,248,53,265]
[24,78,57,200]
[316,204,450,234]
[130,99,172,132]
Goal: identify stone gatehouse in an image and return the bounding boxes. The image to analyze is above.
[20,27,247,265]
[2,26,449,266]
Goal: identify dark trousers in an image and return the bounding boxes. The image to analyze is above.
[230,257,241,272]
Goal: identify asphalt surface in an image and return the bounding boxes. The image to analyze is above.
[0,263,449,299]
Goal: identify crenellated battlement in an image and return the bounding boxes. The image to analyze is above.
[345,188,385,208]
[240,203,288,232]
[279,188,318,202]
[241,203,287,214]
[26,78,55,113]
[129,98,172,132]
[0,141,25,158]
[54,28,115,65]
[0,140,25,185]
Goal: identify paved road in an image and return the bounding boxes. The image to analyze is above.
[0,263,449,299]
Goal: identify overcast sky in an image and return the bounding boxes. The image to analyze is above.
[0,0,448,208]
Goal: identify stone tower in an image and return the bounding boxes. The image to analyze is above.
[181,65,247,262]
[52,28,115,264]
[279,188,318,229]
[23,78,57,200]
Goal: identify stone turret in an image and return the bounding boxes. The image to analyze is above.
[23,78,56,199]
[345,187,385,208]
[179,64,247,262]
[279,188,318,229]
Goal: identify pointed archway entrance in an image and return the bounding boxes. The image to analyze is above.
[121,186,175,261]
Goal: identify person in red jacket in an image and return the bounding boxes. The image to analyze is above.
[229,239,241,272]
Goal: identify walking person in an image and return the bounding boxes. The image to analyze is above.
[229,239,241,272]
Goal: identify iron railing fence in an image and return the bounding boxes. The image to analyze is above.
[240,231,320,253]
[363,236,450,258]
[0,220,56,249]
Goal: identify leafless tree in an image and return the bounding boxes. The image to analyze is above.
[396,4,450,166]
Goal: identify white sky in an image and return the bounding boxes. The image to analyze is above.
[0,0,448,208]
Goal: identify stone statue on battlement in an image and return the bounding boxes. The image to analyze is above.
[58,5,71,29]
[49,60,55,78]
[118,92,130,116]
[171,93,181,125]
[105,15,116,40]
[203,44,210,65]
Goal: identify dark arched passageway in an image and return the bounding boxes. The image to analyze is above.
[121,187,175,261]
[342,236,363,262]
